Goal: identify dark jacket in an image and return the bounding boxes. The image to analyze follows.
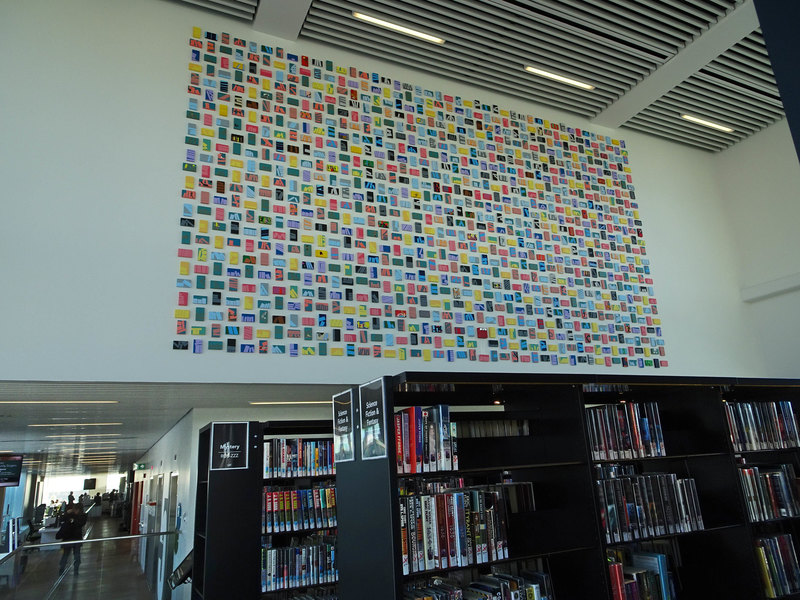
[57,510,86,541]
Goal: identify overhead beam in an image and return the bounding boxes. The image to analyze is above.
[592,0,759,128]
[754,0,800,163]
[741,272,800,303]
[252,0,313,40]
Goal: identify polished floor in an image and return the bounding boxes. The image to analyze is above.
[0,515,158,600]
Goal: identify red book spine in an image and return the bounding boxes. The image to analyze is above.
[435,494,450,569]
[394,413,403,474]
[609,561,625,600]
[404,407,418,474]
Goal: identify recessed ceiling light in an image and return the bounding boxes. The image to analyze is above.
[0,401,118,404]
[249,400,331,405]
[46,433,122,438]
[28,423,123,427]
[524,66,595,90]
[51,441,118,446]
[680,114,734,133]
[352,12,445,44]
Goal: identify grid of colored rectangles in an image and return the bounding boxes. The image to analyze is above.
[174,27,667,368]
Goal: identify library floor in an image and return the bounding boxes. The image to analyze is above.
[0,516,156,600]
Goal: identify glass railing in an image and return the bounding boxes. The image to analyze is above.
[0,529,178,600]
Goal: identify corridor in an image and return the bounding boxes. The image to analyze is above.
[0,515,160,600]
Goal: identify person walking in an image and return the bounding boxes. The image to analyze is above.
[56,503,86,575]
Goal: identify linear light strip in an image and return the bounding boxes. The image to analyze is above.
[524,66,595,90]
[28,423,123,427]
[680,113,735,132]
[0,401,118,404]
[46,433,122,438]
[249,400,332,405]
[352,12,445,44]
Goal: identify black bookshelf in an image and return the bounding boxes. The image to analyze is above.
[192,419,335,600]
[260,419,337,598]
[332,373,800,600]
[726,382,800,600]
[192,421,262,600]
[335,375,606,600]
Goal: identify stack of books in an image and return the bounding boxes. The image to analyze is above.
[397,483,533,575]
[394,405,457,474]
[261,534,338,592]
[263,486,336,533]
[586,402,666,460]
[596,465,704,543]
[756,534,800,598]
[404,570,554,599]
[607,548,674,600]
[739,463,800,521]
[724,401,800,452]
[264,437,335,478]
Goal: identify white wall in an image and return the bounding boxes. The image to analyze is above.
[714,120,800,376]
[0,0,789,386]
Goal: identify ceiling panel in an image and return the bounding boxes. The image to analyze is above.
[174,0,785,151]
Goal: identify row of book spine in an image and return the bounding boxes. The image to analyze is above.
[596,468,704,544]
[264,438,335,478]
[395,405,456,474]
[404,570,553,599]
[271,592,337,600]
[608,551,673,600]
[724,401,800,452]
[398,487,510,576]
[455,419,530,439]
[263,486,337,534]
[586,402,665,461]
[756,533,800,598]
[261,539,338,593]
[739,463,800,522]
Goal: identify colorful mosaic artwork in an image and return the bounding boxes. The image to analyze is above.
[173,27,667,368]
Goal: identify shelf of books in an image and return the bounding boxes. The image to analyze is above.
[335,375,606,600]
[260,420,338,599]
[192,375,800,600]
[585,383,764,600]
[727,383,800,600]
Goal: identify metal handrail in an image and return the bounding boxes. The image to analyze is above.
[0,529,177,567]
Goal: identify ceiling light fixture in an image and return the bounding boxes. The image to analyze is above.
[28,423,123,427]
[46,433,122,438]
[52,441,119,445]
[524,66,595,90]
[680,114,734,133]
[352,12,445,44]
[249,400,332,405]
[0,400,118,404]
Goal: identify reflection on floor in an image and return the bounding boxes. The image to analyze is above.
[0,516,157,600]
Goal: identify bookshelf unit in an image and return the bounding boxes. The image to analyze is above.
[261,419,337,598]
[192,420,336,600]
[193,421,262,600]
[333,373,800,600]
[726,382,800,600]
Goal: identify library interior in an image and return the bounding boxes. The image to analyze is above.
[1,0,800,599]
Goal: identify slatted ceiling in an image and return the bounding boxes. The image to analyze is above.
[302,0,649,114]
[666,85,774,130]
[509,0,738,58]
[473,0,666,68]
[300,22,603,117]
[177,0,257,20]
[173,0,784,151]
[302,1,615,117]
[623,117,730,152]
